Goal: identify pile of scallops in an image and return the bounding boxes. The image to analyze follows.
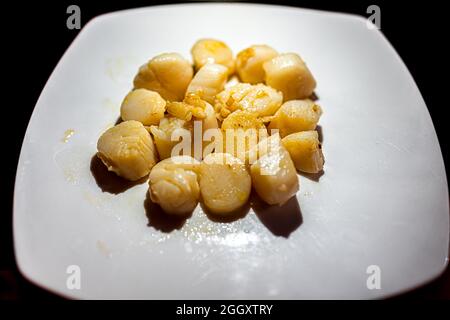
[96,39,324,216]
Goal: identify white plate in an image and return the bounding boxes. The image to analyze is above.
[13,3,448,299]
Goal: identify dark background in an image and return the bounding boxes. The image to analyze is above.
[1,0,448,300]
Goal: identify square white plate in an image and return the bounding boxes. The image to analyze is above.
[14,3,448,299]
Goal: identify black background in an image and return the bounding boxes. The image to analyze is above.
[1,0,448,301]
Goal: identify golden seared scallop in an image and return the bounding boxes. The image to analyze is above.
[164,94,219,160]
[249,134,299,205]
[182,93,219,131]
[166,101,195,121]
[221,110,267,162]
[149,156,200,215]
[282,131,324,173]
[149,117,193,160]
[236,45,278,84]
[268,99,322,137]
[263,53,316,100]
[214,83,253,119]
[120,89,166,126]
[166,95,218,128]
[191,39,235,75]
[240,84,283,116]
[186,63,228,104]
[190,95,222,160]
[97,120,158,181]
[214,83,283,119]
[221,109,266,131]
[133,53,193,101]
[199,153,251,215]
[198,99,219,132]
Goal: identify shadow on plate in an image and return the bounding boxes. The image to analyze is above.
[90,154,147,194]
[201,201,250,223]
[316,124,323,143]
[300,170,324,182]
[114,116,123,125]
[144,192,191,233]
[309,91,319,101]
[250,193,302,238]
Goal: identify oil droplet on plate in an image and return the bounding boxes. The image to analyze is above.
[97,240,112,258]
[62,129,75,143]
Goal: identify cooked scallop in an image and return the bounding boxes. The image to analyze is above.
[186,63,228,104]
[236,45,278,84]
[133,53,193,101]
[97,120,158,181]
[199,99,219,132]
[166,101,194,121]
[249,134,299,205]
[221,109,266,131]
[221,110,267,161]
[282,131,324,173]
[214,83,283,119]
[185,94,220,160]
[191,39,235,75]
[198,100,220,159]
[149,156,200,215]
[240,84,283,116]
[199,153,251,215]
[263,53,316,100]
[163,94,219,160]
[150,117,193,160]
[268,99,322,137]
[120,89,166,126]
[165,93,207,121]
[214,83,253,119]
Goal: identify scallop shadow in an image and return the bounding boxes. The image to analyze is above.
[90,154,147,194]
[309,91,319,101]
[114,116,123,125]
[144,192,191,233]
[316,124,323,144]
[250,193,302,238]
[300,170,324,182]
